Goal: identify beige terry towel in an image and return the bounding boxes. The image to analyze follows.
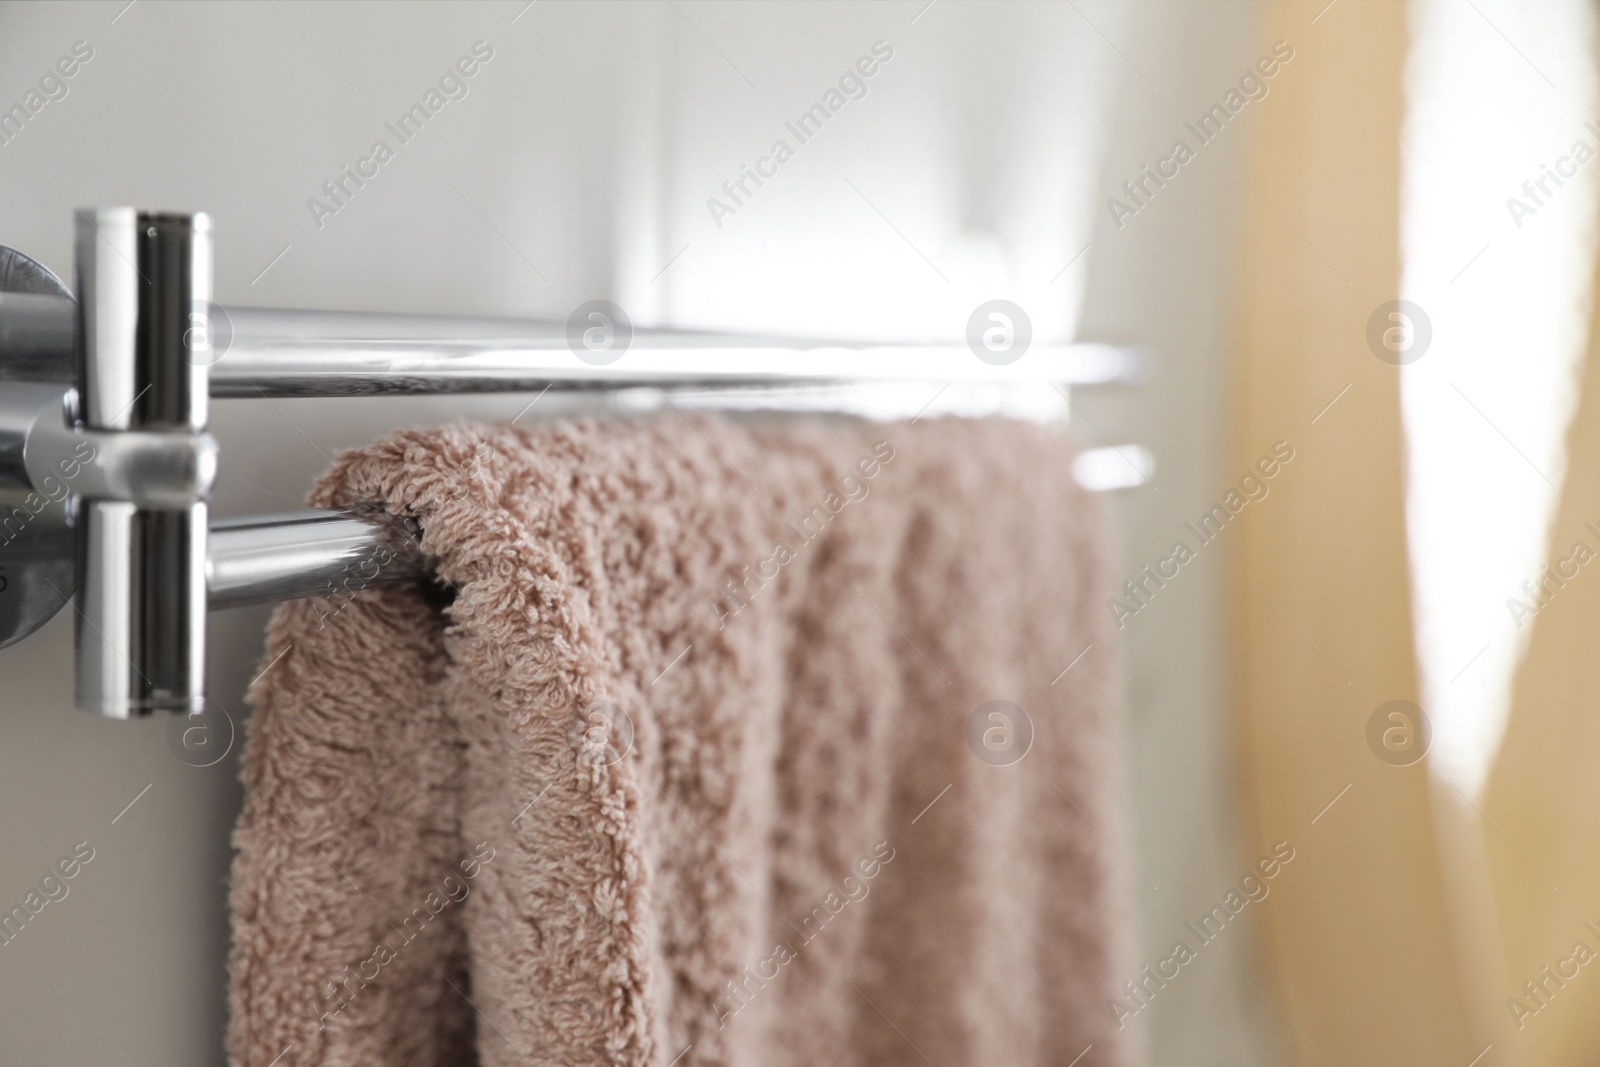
[227,415,1129,1067]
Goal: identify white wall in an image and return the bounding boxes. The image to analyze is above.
[0,2,1275,1063]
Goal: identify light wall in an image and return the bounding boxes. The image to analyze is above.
[1075,2,1283,1063]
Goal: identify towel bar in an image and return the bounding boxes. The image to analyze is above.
[0,208,1149,718]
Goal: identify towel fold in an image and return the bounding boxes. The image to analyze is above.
[227,415,1129,1067]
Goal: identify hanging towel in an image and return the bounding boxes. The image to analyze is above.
[226,414,1130,1067]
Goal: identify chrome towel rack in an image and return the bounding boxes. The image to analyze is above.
[0,208,1149,719]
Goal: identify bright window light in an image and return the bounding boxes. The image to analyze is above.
[1400,0,1598,796]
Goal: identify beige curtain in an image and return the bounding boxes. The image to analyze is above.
[1482,161,1600,1064]
[1231,1,1502,1063]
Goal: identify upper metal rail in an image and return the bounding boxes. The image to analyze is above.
[6,297,1147,398]
[208,307,1145,396]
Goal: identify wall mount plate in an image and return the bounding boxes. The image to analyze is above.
[0,245,76,650]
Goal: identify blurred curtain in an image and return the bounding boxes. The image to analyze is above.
[1230,1,1498,1063]
[1482,166,1600,1064]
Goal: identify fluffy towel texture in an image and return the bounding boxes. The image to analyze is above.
[227,415,1128,1067]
